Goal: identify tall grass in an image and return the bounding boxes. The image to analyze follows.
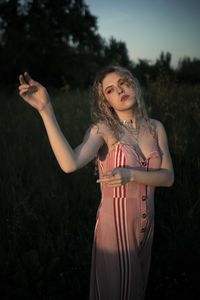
[0,80,200,300]
[144,78,200,300]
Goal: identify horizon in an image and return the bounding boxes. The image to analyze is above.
[85,0,200,68]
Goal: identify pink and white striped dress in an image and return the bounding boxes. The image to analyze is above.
[90,142,162,300]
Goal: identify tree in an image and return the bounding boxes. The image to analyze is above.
[152,51,176,82]
[0,0,28,84]
[103,37,134,70]
[133,59,155,86]
[156,51,172,70]
[176,57,200,84]
[0,0,105,87]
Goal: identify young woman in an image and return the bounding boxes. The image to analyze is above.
[19,66,174,300]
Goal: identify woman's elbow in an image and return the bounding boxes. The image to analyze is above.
[62,168,76,174]
[60,163,78,174]
[165,170,174,187]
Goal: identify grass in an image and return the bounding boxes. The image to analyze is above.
[0,80,200,299]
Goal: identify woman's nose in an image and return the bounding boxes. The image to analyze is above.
[116,85,123,94]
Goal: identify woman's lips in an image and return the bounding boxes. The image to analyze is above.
[121,94,129,101]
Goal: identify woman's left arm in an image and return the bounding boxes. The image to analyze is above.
[97,120,174,187]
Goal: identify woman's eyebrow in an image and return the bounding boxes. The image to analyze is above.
[104,85,113,92]
[104,77,124,92]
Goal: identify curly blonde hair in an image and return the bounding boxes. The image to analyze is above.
[90,65,154,141]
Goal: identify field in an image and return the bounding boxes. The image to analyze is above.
[0,79,200,299]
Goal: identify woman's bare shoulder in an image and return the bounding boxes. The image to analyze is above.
[90,122,116,147]
[149,119,169,145]
[149,118,165,131]
[90,122,110,136]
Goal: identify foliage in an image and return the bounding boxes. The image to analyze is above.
[176,57,200,84]
[0,0,133,88]
[144,78,200,300]
[0,80,200,299]
[0,1,199,89]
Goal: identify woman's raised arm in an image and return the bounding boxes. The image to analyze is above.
[19,73,104,173]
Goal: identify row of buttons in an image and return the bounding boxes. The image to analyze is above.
[141,195,147,233]
[142,195,147,201]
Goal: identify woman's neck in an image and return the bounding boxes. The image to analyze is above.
[117,111,137,128]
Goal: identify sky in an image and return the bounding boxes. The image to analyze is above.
[85,0,200,67]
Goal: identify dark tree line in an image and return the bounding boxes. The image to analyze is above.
[0,0,199,88]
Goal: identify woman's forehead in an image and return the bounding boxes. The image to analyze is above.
[102,72,123,87]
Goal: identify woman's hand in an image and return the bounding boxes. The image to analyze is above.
[96,167,133,187]
[18,72,50,112]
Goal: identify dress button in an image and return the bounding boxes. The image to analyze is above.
[142,195,147,201]
[142,213,147,218]
[141,228,145,233]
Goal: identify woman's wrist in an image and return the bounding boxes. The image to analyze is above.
[39,101,53,117]
[131,169,135,182]
[127,168,135,182]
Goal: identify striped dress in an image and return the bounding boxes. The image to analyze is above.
[90,142,162,300]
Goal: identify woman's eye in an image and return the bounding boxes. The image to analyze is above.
[107,89,113,94]
[119,79,127,87]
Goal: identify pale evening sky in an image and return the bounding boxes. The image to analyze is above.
[85,0,200,67]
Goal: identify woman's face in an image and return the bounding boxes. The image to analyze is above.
[101,72,136,113]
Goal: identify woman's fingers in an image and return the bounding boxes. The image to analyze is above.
[19,89,29,98]
[96,168,128,187]
[97,175,121,184]
[97,178,125,187]
[18,84,29,90]
[18,73,49,112]
[24,72,32,84]
[101,170,113,177]
[19,74,27,85]
[19,85,37,92]
[96,176,114,183]
[19,72,36,86]
[98,169,118,180]
[19,85,38,99]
